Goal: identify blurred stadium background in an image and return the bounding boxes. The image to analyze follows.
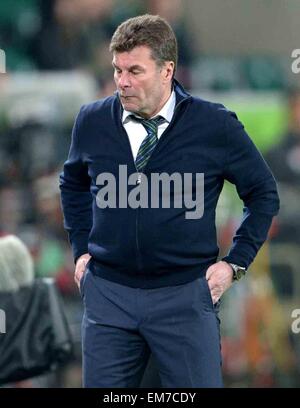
[0,0,300,387]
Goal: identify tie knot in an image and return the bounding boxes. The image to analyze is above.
[129,115,165,133]
[142,115,164,126]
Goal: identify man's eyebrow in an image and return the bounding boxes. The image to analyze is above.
[112,62,144,71]
[128,65,144,71]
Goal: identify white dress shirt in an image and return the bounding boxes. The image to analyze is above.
[122,91,176,160]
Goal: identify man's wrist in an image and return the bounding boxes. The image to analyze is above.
[228,263,247,282]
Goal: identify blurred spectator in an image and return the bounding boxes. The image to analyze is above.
[0,234,76,388]
[0,235,34,292]
[30,0,113,71]
[265,88,300,243]
[264,90,300,386]
[266,88,300,185]
[32,170,76,293]
[30,0,92,70]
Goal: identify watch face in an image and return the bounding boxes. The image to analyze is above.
[236,267,246,280]
[230,264,246,280]
[231,264,246,280]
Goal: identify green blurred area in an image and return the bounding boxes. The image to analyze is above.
[0,0,39,71]
[229,103,288,152]
[215,96,288,221]
[0,0,37,22]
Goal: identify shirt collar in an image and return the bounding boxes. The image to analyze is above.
[122,90,176,124]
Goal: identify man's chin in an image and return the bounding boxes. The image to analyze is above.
[121,101,139,113]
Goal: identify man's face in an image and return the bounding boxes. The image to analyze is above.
[112,45,173,118]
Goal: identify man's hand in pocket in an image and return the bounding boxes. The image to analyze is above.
[205,261,233,304]
[75,253,91,289]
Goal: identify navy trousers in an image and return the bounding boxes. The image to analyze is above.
[80,267,223,388]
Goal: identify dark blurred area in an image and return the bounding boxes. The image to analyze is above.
[0,0,300,388]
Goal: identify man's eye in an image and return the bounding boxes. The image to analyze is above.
[131,71,140,75]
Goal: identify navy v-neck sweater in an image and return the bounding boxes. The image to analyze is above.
[59,80,279,288]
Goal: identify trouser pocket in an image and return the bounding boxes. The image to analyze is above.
[201,276,221,312]
[79,259,91,298]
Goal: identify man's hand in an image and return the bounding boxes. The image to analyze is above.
[75,253,91,289]
[205,261,234,304]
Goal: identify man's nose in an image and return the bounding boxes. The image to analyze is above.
[118,72,131,88]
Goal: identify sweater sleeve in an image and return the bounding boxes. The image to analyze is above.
[59,107,93,263]
[221,109,280,269]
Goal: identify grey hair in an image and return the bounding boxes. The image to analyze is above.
[0,235,34,292]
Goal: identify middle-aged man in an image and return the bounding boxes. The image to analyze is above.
[59,14,280,387]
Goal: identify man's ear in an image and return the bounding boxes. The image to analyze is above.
[162,61,175,83]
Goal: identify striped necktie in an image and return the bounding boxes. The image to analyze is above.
[130,115,165,172]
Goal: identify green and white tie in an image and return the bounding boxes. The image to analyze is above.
[131,115,165,172]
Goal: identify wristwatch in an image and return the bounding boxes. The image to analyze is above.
[229,263,247,281]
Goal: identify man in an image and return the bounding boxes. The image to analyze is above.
[59,14,280,387]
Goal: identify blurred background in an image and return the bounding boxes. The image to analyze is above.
[0,0,300,388]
